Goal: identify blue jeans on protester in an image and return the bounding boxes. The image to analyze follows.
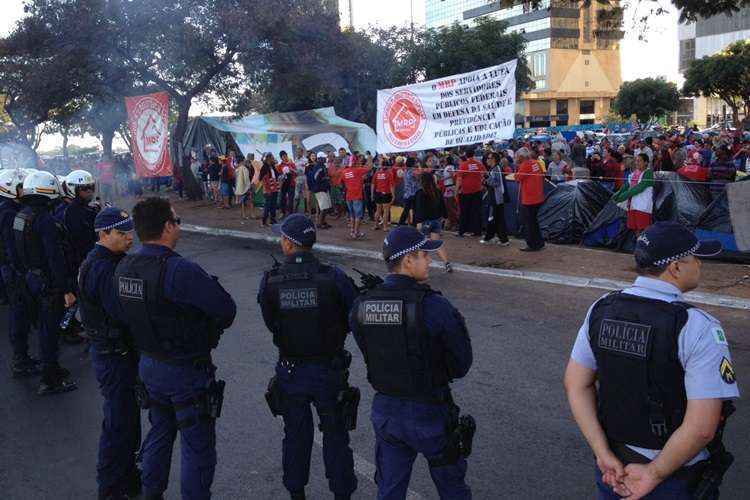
[90,345,141,496]
[275,360,357,497]
[139,355,217,500]
[371,394,471,500]
[263,193,278,225]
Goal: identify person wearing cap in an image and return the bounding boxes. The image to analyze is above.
[114,197,236,499]
[257,213,359,500]
[565,222,739,499]
[78,207,141,499]
[350,225,474,500]
[0,169,41,377]
[13,170,78,395]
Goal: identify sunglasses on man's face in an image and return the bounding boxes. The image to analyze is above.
[170,217,181,226]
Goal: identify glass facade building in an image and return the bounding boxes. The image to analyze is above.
[425,1,624,127]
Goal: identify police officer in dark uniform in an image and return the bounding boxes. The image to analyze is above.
[13,171,77,394]
[79,207,141,500]
[350,225,474,500]
[115,197,236,500]
[565,222,740,499]
[63,169,99,270]
[258,213,358,500]
[0,169,40,376]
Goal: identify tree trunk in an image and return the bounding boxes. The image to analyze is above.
[101,128,115,160]
[172,96,202,200]
[62,128,69,164]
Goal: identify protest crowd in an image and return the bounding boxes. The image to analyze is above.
[183,126,750,263]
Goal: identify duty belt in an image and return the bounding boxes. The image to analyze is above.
[611,442,709,481]
[141,351,214,370]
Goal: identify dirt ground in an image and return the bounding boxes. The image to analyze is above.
[171,196,750,300]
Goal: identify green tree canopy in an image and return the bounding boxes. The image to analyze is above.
[682,40,750,127]
[613,77,681,124]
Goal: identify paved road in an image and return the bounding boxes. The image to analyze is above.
[1,231,748,499]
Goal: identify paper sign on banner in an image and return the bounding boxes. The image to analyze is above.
[125,92,173,178]
[377,60,517,153]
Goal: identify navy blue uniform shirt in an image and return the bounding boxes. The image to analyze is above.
[349,274,473,381]
[63,197,97,267]
[22,199,75,293]
[137,244,236,330]
[257,251,358,334]
[0,199,20,267]
[80,244,128,324]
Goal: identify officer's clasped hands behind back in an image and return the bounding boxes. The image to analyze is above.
[115,197,237,500]
[350,225,474,500]
[258,213,359,500]
[565,222,740,500]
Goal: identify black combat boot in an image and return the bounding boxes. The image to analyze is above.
[290,491,306,500]
[37,364,77,395]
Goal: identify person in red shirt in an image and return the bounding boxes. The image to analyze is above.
[259,154,280,227]
[515,148,546,251]
[342,159,371,239]
[455,148,485,237]
[372,159,396,230]
[278,150,296,217]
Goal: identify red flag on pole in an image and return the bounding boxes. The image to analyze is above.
[125,92,173,178]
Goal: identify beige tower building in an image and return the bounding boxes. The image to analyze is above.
[425,0,624,128]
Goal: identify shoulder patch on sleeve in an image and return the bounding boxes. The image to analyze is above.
[720,357,736,385]
[712,326,729,346]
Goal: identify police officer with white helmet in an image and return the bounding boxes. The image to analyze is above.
[63,169,99,274]
[13,171,77,394]
[565,222,739,499]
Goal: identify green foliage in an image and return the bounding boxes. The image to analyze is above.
[683,40,750,126]
[614,77,681,124]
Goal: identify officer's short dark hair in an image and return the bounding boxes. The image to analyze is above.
[386,255,403,272]
[634,246,669,276]
[132,197,173,242]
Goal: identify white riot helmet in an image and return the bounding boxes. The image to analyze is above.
[23,170,60,199]
[0,169,26,199]
[57,175,73,198]
[66,169,95,189]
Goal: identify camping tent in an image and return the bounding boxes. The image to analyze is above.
[182,107,377,159]
[538,180,612,244]
[695,178,750,263]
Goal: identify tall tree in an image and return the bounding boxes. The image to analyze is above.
[682,40,750,128]
[113,0,247,199]
[613,77,681,124]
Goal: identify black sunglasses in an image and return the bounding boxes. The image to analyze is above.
[170,217,181,225]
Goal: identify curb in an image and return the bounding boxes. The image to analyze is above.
[182,223,750,311]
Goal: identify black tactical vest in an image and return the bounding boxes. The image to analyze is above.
[114,253,217,359]
[78,253,128,342]
[264,255,347,361]
[589,292,691,449]
[355,283,449,401]
[13,205,45,272]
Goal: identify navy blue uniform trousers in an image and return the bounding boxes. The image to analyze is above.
[139,355,217,500]
[371,394,471,500]
[90,344,141,495]
[1,267,31,358]
[276,361,357,496]
[25,272,62,367]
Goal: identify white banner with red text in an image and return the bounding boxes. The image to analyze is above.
[376,59,517,153]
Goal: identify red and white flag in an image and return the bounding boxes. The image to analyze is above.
[125,92,173,178]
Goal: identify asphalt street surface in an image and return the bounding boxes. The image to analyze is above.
[1,231,748,499]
